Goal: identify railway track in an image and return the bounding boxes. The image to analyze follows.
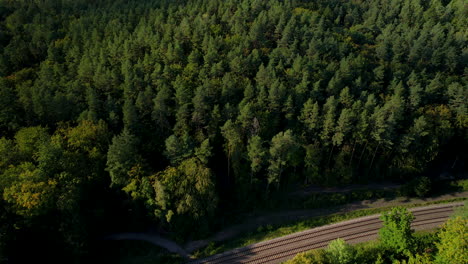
[189,202,463,264]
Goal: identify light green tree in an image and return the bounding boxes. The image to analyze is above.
[326,238,355,264]
[268,130,300,190]
[394,253,433,264]
[435,216,467,264]
[379,207,415,256]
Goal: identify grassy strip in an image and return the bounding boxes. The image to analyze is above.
[192,197,466,258]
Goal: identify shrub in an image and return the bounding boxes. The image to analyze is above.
[379,207,415,257]
[435,216,468,264]
[285,249,329,264]
[414,177,432,197]
[394,253,434,264]
[353,242,387,264]
[326,238,355,264]
[400,177,432,198]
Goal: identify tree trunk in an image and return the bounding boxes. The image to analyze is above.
[227,149,231,186]
[349,139,357,166]
[327,145,335,168]
[357,140,368,168]
[250,170,253,186]
[368,142,380,178]
[277,163,283,190]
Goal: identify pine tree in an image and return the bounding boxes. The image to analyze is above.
[299,99,320,139]
[247,135,266,185]
[106,129,140,187]
[332,108,354,147]
[321,96,338,145]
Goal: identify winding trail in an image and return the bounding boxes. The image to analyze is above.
[104,233,189,259]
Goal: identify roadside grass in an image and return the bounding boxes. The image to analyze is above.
[192,197,466,259]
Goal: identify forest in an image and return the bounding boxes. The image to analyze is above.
[0,0,466,262]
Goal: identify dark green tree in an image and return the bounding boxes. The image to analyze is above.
[106,129,140,187]
[247,135,266,185]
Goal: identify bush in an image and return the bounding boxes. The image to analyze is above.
[285,249,329,264]
[326,238,355,264]
[285,249,328,264]
[452,179,468,191]
[394,253,434,264]
[400,177,432,198]
[435,216,468,264]
[379,207,415,257]
[414,177,432,197]
[353,242,387,264]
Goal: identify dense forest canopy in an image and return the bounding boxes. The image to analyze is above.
[0,0,466,262]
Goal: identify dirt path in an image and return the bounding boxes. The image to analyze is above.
[184,191,468,253]
[290,182,401,196]
[104,233,189,259]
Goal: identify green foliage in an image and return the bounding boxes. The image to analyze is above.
[2,162,56,217]
[435,216,468,264]
[394,253,434,264]
[414,177,432,198]
[153,157,218,225]
[247,135,266,184]
[379,207,415,257]
[452,180,468,192]
[0,137,16,170]
[221,119,244,184]
[326,238,355,264]
[195,138,212,165]
[0,0,466,260]
[451,201,467,219]
[106,129,140,187]
[164,134,194,165]
[285,249,328,264]
[0,79,20,133]
[304,143,322,185]
[401,177,433,198]
[14,126,49,159]
[268,130,300,190]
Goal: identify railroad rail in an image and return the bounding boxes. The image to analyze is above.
[189,202,463,264]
